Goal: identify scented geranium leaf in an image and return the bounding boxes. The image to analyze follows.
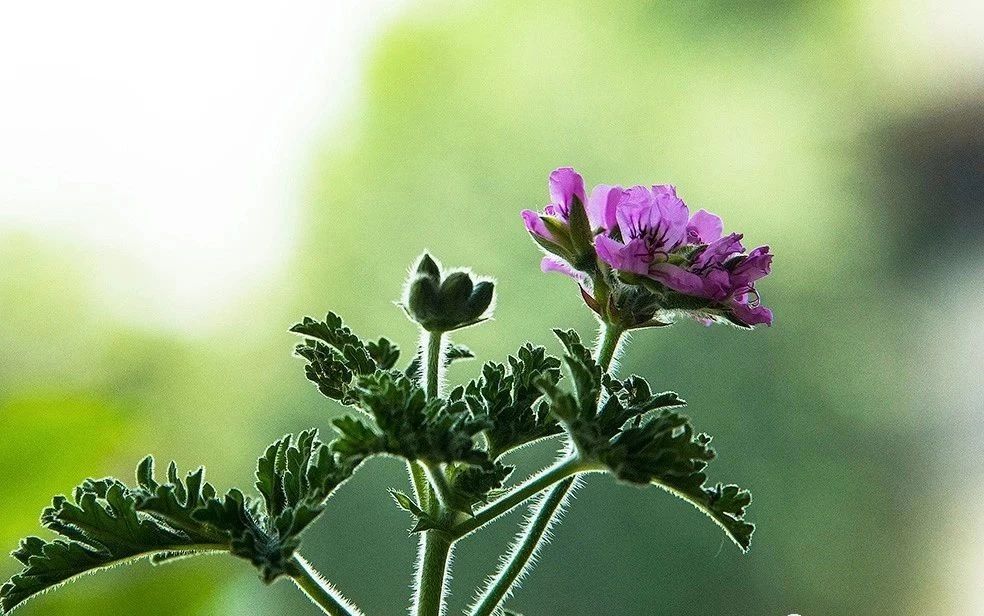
[602,411,753,551]
[2,431,357,612]
[336,371,491,467]
[0,477,222,613]
[290,313,381,404]
[388,490,441,533]
[537,329,753,551]
[460,344,562,459]
[367,337,401,370]
[405,341,474,378]
[446,461,514,512]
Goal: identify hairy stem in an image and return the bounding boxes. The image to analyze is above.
[452,456,583,538]
[468,477,578,616]
[595,321,624,372]
[413,328,454,616]
[425,330,443,399]
[288,555,364,616]
[414,529,454,616]
[466,323,625,612]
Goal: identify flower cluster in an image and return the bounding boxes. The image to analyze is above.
[522,167,773,328]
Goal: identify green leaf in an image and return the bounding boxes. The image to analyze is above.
[537,329,754,552]
[460,344,563,459]
[446,461,514,512]
[334,372,490,467]
[290,313,383,404]
[0,478,217,613]
[367,337,401,370]
[1,431,356,612]
[388,489,441,533]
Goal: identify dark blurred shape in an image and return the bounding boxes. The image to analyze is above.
[875,95,984,273]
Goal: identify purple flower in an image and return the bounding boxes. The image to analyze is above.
[522,168,773,328]
[521,168,619,247]
[594,185,772,326]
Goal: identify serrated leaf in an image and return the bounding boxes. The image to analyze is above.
[461,344,563,459]
[2,431,358,612]
[336,371,491,467]
[537,329,754,552]
[290,313,384,405]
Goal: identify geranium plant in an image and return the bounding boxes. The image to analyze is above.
[1,168,772,615]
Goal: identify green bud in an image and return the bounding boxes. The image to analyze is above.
[402,253,495,332]
[466,281,495,321]
[440,271,474,308]
[416,253,441,280]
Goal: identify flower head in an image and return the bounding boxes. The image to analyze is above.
[522,168,773,328]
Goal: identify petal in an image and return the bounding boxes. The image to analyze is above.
[730,299,774,326]
[686,209,724,243]
[596,234,646,275]
[701,268,732,301]
[587,184,622,231]
[732,245,773,284]
[649,262,707,296]
[540,256,584,281]
[548,167,586,214]
[614,187,657,240]
[521,209,551,240]
[695,232,744,270]
[652,184,689,248]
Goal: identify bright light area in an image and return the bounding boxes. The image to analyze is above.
[0,0,408,331]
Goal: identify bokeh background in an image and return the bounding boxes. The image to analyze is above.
[2,1,982,614]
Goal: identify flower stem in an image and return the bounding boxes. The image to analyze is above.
[595,322,624,371]
[425,330,443,399]
[288,555,364,616]
[452,456,583,538]
[413,328,454,616]
[468,476,578,616]
[466,323,625,613]
[414,529,454,616]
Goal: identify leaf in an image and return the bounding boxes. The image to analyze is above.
[537,329,754,552]
[290,313,383,404]
[2,431,357,613]
[460,344,562,459]
[0,479,215,613]
[367,337,401,370]
[335,371,491,467]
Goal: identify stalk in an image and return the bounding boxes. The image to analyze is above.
[412,328,454,616]
[467,322,624,615]
[413,529,454,616]
[468,477,578,616]
[288,555,364,616]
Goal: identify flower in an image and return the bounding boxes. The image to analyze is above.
[594,184,773,326]
[521,168,623,274]
[522,168,774,328]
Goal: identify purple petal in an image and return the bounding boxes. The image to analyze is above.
[652,185,690,248]
[548,167,586,215]
[731,245,773,285]
[596,235,652,275]
[701,268,732,301]
[587,184,622,231]
[540,256,585,281]
[695,233,745,269]
[521,209,552,240]
[731,299,774,326]
[649,262,707,296]
[687,209,723,244]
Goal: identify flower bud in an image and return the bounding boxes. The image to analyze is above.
[403,253,495,332]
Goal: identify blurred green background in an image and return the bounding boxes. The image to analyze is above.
[2,1,982,614]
